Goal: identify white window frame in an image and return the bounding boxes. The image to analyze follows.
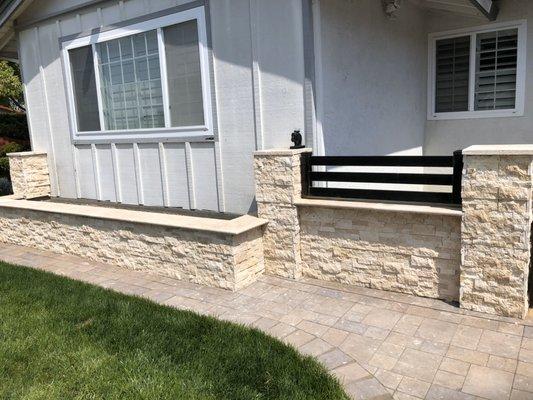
[428,19,527,121]
[61,6,213,142]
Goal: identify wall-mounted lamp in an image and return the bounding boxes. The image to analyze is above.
[382,0,402,19]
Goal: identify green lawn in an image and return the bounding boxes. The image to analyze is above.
[0,262,348,400]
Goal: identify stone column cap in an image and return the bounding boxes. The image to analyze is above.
[463,145,533,156]
[7,151,47,158]
[254,148,312,156]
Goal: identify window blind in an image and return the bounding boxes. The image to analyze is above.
[435,36,470,113]
[475,29,518,111]
[69,45,101,132]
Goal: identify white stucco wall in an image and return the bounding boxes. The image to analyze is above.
[315,0,427,156]
[425,0,533,154]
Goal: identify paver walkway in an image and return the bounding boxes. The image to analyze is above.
[1,243,533,400]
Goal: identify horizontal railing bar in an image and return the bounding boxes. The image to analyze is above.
[310,156,453,167]
[308,187,455,204]
[310,172,453,185]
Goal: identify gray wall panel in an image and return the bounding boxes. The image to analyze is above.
[75,144,97,198]
[37,22,78,198]
[17,0,308,214]
[163,142,190,209]
[190,142,218,211]
[95,144,117,201]
[137,143,165,206]
[114,143,139,205]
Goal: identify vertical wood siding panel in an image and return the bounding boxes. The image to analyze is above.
[95,144,117,202]
[190,142,219,211]
[58,14,83,36]
[137,143,164,206]
[80,10,100,31]
[18,29,48,152]
[101,3,122,26]
[209,0,257,214]
[17,0,94,25]
[18,0,232,213]
[115,144,139,204]
[163,142,190,208]
[33,25,60,197]
[37,22,78,198]
[75,145,97,199]
[122,0,148,19]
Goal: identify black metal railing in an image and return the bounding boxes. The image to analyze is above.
[302,150,463,205]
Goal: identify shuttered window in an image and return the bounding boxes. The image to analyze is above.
[435,36,470,112]
[430,22,525,119]
[475,29,518,111]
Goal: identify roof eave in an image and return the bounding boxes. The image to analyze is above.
[469,0,499,21]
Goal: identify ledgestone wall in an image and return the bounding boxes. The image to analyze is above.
[0,206,264,291]
[8,152,50,199]
[299,206,461,301]
[461,149,533,318]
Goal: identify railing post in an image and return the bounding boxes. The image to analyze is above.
[300,152,311,198]
[452,150,463,205]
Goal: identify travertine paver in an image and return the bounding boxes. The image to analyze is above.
[2,243,533,400]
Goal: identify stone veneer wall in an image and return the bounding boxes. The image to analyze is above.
[254,148,311,279]
[461,152,533,318]
[299,206,462,301]
[0,207,264,291]
[253,148,462,302]
[8,152,50,198]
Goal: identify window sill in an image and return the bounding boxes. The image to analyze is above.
[72,133,215,145]
[428,109,524,121]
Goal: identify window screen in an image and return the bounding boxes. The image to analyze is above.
[435,36,470,113]
[69,45,101,132]
[164,20,205,127]
[96,30,164,130]
[475,29,518,111]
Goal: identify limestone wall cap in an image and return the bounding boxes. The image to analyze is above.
[0,198,268,235]
[463,145,533,156]
[295,197,462,217]
[7,151,47,158]
[254,148,312,156]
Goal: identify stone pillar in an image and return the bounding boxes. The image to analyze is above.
[253,148,311,279]
[8,152,50,199]
[461,145,533,318]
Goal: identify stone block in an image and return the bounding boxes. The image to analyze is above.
[253,148,310,279]
[8,152,50,199]
[460,152,533,318]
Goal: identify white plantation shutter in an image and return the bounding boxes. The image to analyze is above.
[435,36,471,113]
[475,29,518,111]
